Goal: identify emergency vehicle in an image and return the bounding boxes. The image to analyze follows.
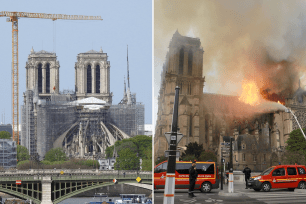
[154,161,219,193]
[247,164,306,192]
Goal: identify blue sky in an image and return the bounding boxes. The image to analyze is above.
[0,0,152,125]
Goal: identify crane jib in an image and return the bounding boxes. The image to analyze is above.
[0,11,102,20]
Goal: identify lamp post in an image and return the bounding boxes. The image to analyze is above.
[163,86,180,204]
[136,153,139,176]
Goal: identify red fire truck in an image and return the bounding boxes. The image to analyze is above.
[154,161,219,193]
[247,164,306,191]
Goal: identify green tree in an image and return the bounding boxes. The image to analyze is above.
[286,128,306,156]
[155,155,167,165]
[115,148,139,170]
[180,142,204,160]
[17,145,30,163]
[199,150,217,162]
[141,148,152,171]
[106,135,152,159]
[44,148,67,162]
[181,154,197,162]
[281,150,306,165]
[0,131,11,139]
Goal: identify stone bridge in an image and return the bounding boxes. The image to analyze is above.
[0,169,152,204]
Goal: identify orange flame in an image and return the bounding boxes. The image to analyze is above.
[239,80,261,106]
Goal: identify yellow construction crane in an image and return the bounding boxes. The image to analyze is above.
[0,11,102,144]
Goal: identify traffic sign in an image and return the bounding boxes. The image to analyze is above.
[16,180,21,185]
[221,147,230,150]
[164,132,184,145]
[165,150,180,157]
[136,177,142,183]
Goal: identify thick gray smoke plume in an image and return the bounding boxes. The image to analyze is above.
[155,0,306,97]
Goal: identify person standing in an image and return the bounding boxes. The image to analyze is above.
[189,160,198,198]
[243,165,251,189]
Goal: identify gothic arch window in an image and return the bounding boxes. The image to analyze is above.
[188,49,193,75]
[87,64,92,93]
[96,64,100,93]
[188,83,192,95]
[38,63,42,93]
[46,63,50,93]
[179,47,184,75]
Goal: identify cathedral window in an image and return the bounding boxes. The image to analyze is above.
[242,143,245,150]
[242,153,245,161]
[188,49,193,75]
[38,63,42,93]
[46,63,50,93]
[263,154,266,162]
[87,65,92,93]
[96,65,100,93]
[179,47,184,75]
[188,83,192,95]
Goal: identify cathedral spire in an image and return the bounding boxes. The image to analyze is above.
[127,45,130,89]
[124,75,127,97]
[127,45,132,105]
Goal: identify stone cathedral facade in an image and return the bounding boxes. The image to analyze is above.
[155,31,302,171]
[75,49,112,103]
[22,48,144,159]
[25,48,60,98]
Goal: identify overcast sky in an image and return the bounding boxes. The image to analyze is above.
[0,0,152,125]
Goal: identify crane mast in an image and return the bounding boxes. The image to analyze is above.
[0,11,102,144]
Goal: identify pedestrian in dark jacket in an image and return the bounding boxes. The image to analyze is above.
[243,165,251,189]
[189,160,198,198]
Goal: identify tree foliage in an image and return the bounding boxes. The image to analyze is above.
[199,150,217,162]
[114,148,139,170]
[283,128,306,164]
[181,154,197,162]
[105,135,152,171]
[155,155,167,165]
[286,128,306,154]
[281,150,306,165]
[0,131,11,139]
[17,145,30,163]
[180,142,204,160]
[142,148,152,171]
[44,148,67,162]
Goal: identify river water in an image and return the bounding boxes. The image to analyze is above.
[58,197,120,204]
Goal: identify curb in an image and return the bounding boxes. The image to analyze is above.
[295,189,306,193]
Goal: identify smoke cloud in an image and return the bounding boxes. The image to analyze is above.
[154,0,306,97]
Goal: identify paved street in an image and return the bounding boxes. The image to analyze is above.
[154,183,306,204]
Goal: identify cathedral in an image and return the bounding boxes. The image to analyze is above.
[154,31,303,171]
[21,48,144,160]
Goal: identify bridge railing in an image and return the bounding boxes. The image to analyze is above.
[0,170,152,182]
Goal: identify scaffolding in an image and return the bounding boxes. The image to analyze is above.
[109,103,145,136]
[21,89,145,159]
[0,139,17,168]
